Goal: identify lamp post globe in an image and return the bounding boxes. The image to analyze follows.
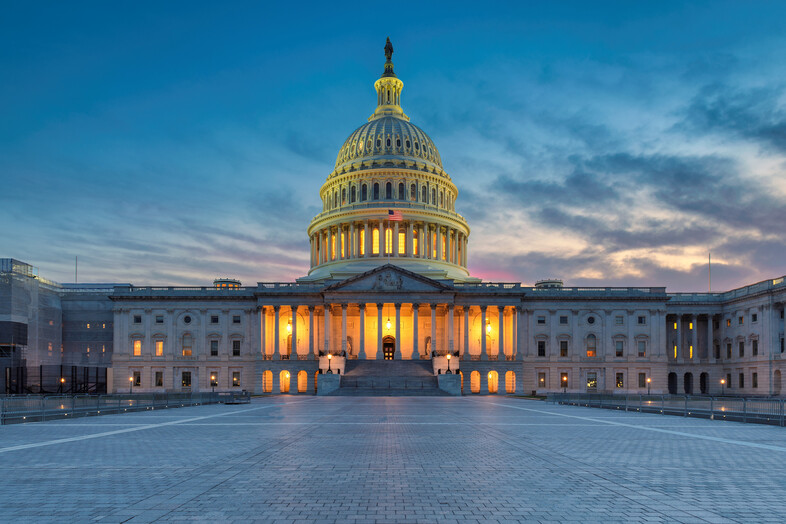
[446,353,451,374]
[129,376,133,394]
[327,353,333,374]
[646,377,651,395]
[211,375,216,394]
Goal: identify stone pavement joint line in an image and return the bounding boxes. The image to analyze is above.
[1,396,785,523]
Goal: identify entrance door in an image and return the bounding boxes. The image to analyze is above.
[382,336,395,360]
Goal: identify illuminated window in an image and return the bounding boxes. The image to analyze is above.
[133,340,141,356]
[210,340,218,356]
[86,323,91,329]
[615,340,624,357]
[155,371,163,387]
[470,371,480,394]
[156,340,164,356]
[341,231,346,258]
[538,372,546,388]
[586,335,596,357]
[586,372,598,389]
[372,227,380,254]
[726,318,731,327]
[133,371,141,387]
[487,371,498,394]
[385,227,392,254]
[262,370,273,393]
[232,340,241,356]
[398,231,405,255]
[412,229,418,256]
[331,235,336,260]
[673,344,677,359]
[181,371,191,388]
[505,371,516,393]
[233,372,241,387]
[616,373,624,388]
[673,322,677,330]
[560,372,568,388]
[279,370,290,393]
[431,234,436,259]
[359,229,365,255]
[689,322,693,330]
[182,334,192,357]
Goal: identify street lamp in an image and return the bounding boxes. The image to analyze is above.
[446,353,452,374]
[562,375,567,393]
[59,377,65,394]
[327,353,333,374]
[720,378,726,397]
[646,377,651,395]
[210,374,216,394]
[129,376,133,394]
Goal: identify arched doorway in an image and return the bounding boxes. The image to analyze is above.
[505,371,516,394]
[668,372,677,394]
[262,370,272,393]
[683,372,693,395]
[470,371,480,393]
[279,370,290,393]
[297,370,308,393]
[699,372,708,394]
[774,370,782,396]
[382,335,396,360]
[488,371,499,394]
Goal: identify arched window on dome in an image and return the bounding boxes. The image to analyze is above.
[414,141,420,152]
[385,182,392,199]
[350,186,356,203]
[431,189,436,206]
[396,138,401,149]
[398,183,405,200]
[372,227,380,255]
[410,184,417,201]
[361,184,368,201]
[421,186,427,203]
[333,192,338,209]
[341,188,346,206]
[376,138,381,149]
[386,138,391,148]
[367,139,372,151]
[373,183,380,200]
[440,191,444,208]
[405,139,410,149]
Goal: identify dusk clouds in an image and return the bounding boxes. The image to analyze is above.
[0,2,784,290]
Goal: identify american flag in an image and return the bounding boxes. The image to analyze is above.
[388,209,403,221]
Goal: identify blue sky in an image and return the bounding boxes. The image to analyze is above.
[1,1,785,290]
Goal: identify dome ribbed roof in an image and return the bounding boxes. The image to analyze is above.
[332,116,444,177]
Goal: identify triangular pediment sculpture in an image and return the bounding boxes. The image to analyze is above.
[324,264,452,293]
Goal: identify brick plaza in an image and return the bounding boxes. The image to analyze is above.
[1,397,785,523]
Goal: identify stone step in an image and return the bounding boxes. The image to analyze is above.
[343,360,433,378]
[340,376,439,389]
[329,387,449,397]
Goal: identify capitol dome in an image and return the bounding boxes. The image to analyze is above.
[302,38,475,283]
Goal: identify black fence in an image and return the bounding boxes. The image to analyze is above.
[548,393,786,426]
[0,391,251,425]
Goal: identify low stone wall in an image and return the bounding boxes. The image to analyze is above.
[437,374,461,395]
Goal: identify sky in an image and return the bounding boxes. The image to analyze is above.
[1,1,785,291]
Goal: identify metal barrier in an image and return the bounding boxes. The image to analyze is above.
[0,391,251,425]
[548,393,786,426]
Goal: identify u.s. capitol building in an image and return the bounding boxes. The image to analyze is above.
[2,41,785,397]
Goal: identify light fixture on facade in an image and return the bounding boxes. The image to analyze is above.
[386,318,391,330]
[486,321,491,334]
[286,320,292,334]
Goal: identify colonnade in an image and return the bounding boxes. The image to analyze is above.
[668,313,716,363]
[309,220,467,268]
[260,304,522,361]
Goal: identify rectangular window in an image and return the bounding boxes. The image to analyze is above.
[739,341,745,358]
[232,315,241,324]
[752,340,758,356]
[782,338,785,353]
[155,315,164,324]
[615,340,624,357]
[133,315,142,324]
[210,373,218,387]
[232,371,241,387]
[537,316,546,325]
[637,316,646,325]
[133,340,141,356]
[714,320,719,329]
[181,371,192,388]
[210,340,219,356]
[738,316,744,325]
[559,315,568,325]
[133,371,141,386]
[586,372,597,390]
[638,373,646,388]
[689,322,693,330]
[86,323,90,329]
[155,371,163,387]
[615,316,624,325]
[752,372,758,388]
[739,373,745,389]
[398,231,406,255]
[726,373,732,388]
[538,372,546,388]
[537,341,546,357]
[232,340,241,356]
[727,343,732,359]
[714,344,720,359]
[615,373,624,388]
[637,340,646,357]
[560,372,568,389]
[211,315,219,324]
[726,319,731,327]
[155,340,163,357]
[559,340,568,357]
[752,313,758,323]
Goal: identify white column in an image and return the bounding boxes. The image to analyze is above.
[513,306,520,360]
[359,304,366,359]
[436,225,442,261]
[412,304,420,359]
[274,306,281,360]
[324,305,331,355]
[260,307,267,358]
[308,306,315,359]
[707,315,715,362]
[364,220,370,258]
[463,306,470,360]
[448,305,455,354]
[291,306,298,360]
[395,303,401,360]
[690,314,697,360]
[481,306,488,361]
[349,223,355,259]
[405,222,412,257]
[376,303,384,360]
[393,221,399,257]
[498,306,505,360]
[431,304,437,357]
[341,304,348,355]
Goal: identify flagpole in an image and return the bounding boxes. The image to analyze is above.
[708,252,711,293]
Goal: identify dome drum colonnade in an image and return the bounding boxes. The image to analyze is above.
[259,301,523,361]
[305,38,471,282]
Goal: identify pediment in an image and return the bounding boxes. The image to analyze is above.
[324,264,452,293]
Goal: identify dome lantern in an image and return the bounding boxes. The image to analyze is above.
[370,37,409,122]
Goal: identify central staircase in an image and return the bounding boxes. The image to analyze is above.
[329,360,449,396]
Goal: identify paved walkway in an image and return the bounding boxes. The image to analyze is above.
[1,396,785,523]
